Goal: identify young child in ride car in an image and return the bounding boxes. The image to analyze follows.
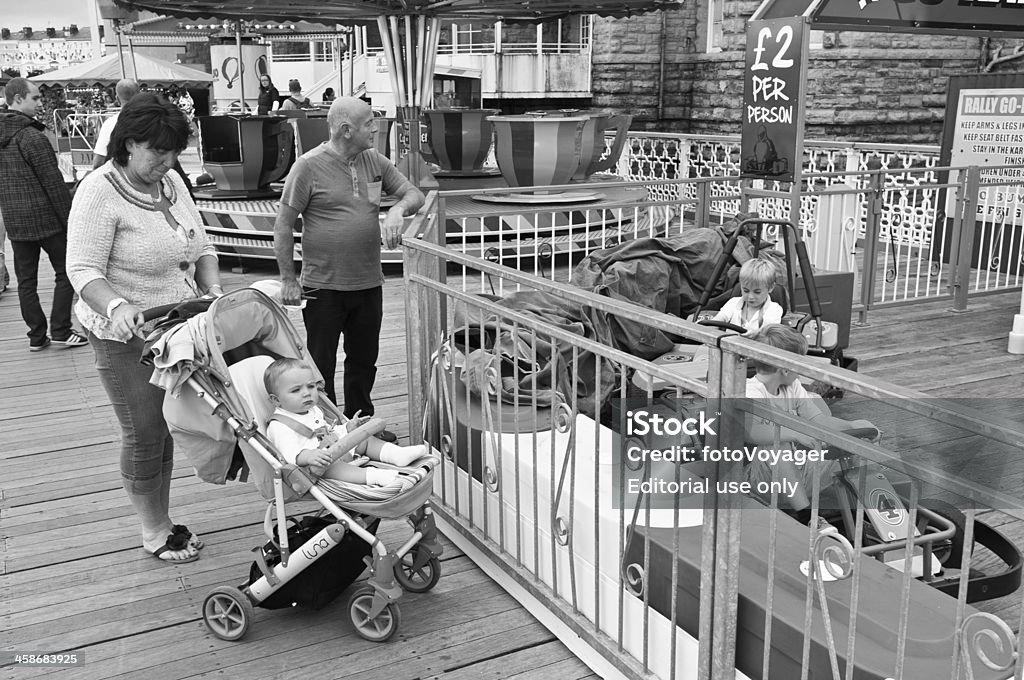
[712,257,784,332]
[743,324,877,510]
[263,358,426,485]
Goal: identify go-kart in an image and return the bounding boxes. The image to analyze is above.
[813,427,1022,603]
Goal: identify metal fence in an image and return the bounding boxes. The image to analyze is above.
[423,166,1023,325]
[612,132,1024,314]
[403,194,1024,679]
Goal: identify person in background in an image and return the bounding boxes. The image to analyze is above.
[92,83,195,198]
[712,257,784,333]
[273,97,424,443]
[257,74,280,116]
[67,93,223,565]
[92,78,140,168]
[0,83,7,297]
[0,78,88,351]
[322,87,336,104]
[281,80,311,110]
[743,324,878,512]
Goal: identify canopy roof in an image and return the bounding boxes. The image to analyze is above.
[111,0,684,24]
[753,0,1024,37]
[31,52,214,87]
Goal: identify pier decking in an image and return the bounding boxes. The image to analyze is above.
[3,251,1023,678]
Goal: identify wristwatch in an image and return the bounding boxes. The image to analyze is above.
[106,297,129,319]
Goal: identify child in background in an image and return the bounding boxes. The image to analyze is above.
[713,257,784,333]
[744,324,877,510]
[264,358,426,485]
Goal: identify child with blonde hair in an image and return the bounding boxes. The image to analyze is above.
[713,257,784,332]
[263,358,426,485]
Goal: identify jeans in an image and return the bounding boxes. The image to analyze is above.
[302,286,383,418]
[0,211,9,290]
[10,233,75,345]
[89,332,174,495]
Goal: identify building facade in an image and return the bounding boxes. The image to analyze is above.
[591,0,1024,144]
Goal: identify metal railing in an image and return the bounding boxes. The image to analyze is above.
[403,195,1024,679]
[420,166,1023,321]
[51,108,115,181]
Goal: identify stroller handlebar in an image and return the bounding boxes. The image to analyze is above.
[141,297,213,323]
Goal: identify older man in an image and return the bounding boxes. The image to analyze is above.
[274,97,423,441]
[91,78,140,168]
[0,78,87,350]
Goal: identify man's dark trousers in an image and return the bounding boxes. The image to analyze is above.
[11,232,74,346]
[302,285,383,418]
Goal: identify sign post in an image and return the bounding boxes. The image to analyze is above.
[741,15,809,288]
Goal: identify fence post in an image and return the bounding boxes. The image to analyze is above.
[679,135,692,182]
[858,166,884,325]
[404,195,444,445]
[951,166,980,313]
[696,180,711,231]
[698,343,746,679]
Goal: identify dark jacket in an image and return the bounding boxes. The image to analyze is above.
[257,86,279,115]
[0,111,72,241]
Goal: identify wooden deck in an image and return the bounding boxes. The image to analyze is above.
[0,255,596,680]
[2,245,1023,678]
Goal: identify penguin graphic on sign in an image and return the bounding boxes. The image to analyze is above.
[746,124,778,173]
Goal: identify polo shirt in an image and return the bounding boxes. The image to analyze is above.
[280,144,413,290]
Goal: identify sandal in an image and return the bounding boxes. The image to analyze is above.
[172,524,204,551]
[150,530,199,564]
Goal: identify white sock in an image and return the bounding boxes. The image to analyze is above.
[379,443,428,467]
[365,467,400,487]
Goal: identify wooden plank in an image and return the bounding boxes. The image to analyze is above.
[429,640,586,680]
[320,624,556,680]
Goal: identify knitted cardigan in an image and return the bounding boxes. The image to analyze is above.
[66,162,217,341]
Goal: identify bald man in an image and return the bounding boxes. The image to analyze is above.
[92,78,140,168]
[274,97,424,441]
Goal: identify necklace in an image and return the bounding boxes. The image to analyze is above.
[117,164,159,200]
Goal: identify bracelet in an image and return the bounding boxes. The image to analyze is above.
[106,297,129,319]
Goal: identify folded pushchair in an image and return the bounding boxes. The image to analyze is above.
[142,287,442,642]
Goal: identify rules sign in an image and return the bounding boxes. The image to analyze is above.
[741,16,806,183]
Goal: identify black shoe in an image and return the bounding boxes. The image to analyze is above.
[375,429,398,443]
[29,337,51,352]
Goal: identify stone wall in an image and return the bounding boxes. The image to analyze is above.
[590,2,1022,144]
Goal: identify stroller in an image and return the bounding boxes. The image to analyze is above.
[142,287,442,643]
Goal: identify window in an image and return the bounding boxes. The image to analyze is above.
[706,0,724,53]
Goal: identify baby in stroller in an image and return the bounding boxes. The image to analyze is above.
[263,358,427,485]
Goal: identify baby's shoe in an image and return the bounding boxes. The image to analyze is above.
[366,467,401,487]
[380,443,429,467]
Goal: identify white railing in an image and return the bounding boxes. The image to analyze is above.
[609,132,1024,312]
[436,41,590,55]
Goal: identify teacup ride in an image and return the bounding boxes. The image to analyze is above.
[476,111,634,205]
[421,108,501,177]
[428,111,660,263]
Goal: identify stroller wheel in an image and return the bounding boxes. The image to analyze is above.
[348,585,401,642]
[394,547,442,593]
[202,586,255,641]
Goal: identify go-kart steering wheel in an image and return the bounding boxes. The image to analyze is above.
[697,319,747,334]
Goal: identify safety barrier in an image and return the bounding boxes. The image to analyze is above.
[403,196,1024,678]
